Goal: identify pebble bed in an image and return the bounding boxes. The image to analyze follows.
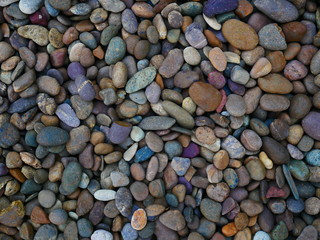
[0,0,319,239]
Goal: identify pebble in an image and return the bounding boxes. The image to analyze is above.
[61,162,82,195]
[105,37,126,65]
[91,230,113,240]
[17,25,49,46]
[159,210,186,231]
[159,49,184,78]
[55,103,80,128]
[258,24,287,51]
[36,126,69,147]
[254,0,299,23]
[162,101,194,129]
[203,0,238,17]
[302,112,320,141]
[222,19,258,50]
[225,94,246,117]
[200,198,221,222]
[222,135,246,159]
[125,67,157,93]
[189,82,222,112]
[139,116,176,130]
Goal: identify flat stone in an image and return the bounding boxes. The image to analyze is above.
[200,198,221,222]
[0,200,25,227]
[125,67,157,93]
[162,101,194,129]
[222,135,246,159]
[254,0,299,23]
[139,116,176,130]
[60,162,82,195]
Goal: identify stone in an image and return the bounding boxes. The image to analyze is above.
[0,42,15,63]
[240,199,263,217]
[37,127,69,147]
[203,0,238,17]
[171,157,190,176]
[225,94,246,117]
[254,0,299,23]
[125,67,157,93]
[131,208,147,230]
[61,162,82,195]
[222,135,246,159]
[115,187,132,217]
[17,25,49,46]
[200,198,221,222]
[55,103,80,128]
[189,82,222,112]
[139,116,176,130]
[260,94,290,112]
[258,74,293,94]
[162,101,194,129]
[159,49,184,78]
[297,226,318,240]
[34,224,58,240]
[185,23,208,49]
[302,112,320,141]
[105,37,126,65]
[258,24,287,51]
[75,75,95,101]
[99,0,126,12]
[159,210,186,231]
[0,200,25,227]
[0,123,20,148]
[271,221,288,240]
[94,190,116,201]
[91,230,113,240]
[209,47,227,72]
[222,19,258,50]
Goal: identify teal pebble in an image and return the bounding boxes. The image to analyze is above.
[165,193,179,207]
[25,130,38,147]
[79,32,97,49]
[164,140,183,159]
[288,160,310,181]
[77,218,93,238]
[306,149,320,166]
[20,179,42,195]
[180,2,203,17]
[105,36,126,65]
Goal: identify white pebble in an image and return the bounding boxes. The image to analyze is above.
[91,230,113,240]
[94,189,116,201]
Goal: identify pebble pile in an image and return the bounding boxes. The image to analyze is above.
[0,0,319,239]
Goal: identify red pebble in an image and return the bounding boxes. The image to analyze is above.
[266,186,286,198]
[216,89,227,113]
[30,7,49,26]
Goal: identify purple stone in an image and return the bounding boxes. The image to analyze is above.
[92,101,108,115]
[178,177,193,194]
[56,103,80,128]
[222,197,236,215]
[181,142,200,158]
[302,112,320,141]
[208,71,226,89]
[226,203,240,220]
[108,121,132,144]
[67,62,86,80]
[203,0,238,17]
[212,30,227,43]
[47,69,64,84]
[229,188,248,202]
[227,79,246,96]
[0,163,8,176]
[66,81,78,95]
[75,75,96,101]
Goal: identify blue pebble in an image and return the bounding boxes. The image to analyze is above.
[306,149,320,166]
[25,130,38,147]
[45,0,60,16]
[121,223,138,240]
[134,146,154,162]
[265,118,274,127]
[286,197,305,214]
[164,140,183,159]
[77,218,93,238]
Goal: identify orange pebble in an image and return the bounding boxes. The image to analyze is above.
[235,0,253,18]
[9,168,26,183]
[222,222,238,237]
[93,46,105,60]
[131,208,147,230]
